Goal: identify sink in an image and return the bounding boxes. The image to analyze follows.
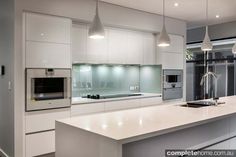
[180,100,217,108]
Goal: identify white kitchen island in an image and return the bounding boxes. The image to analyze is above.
[55,96,236,157]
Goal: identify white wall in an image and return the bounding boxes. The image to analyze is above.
[0,0,15,156]
[13,0,187,156]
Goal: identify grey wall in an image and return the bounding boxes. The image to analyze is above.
[187,21,236,43]
[0,0,15,156]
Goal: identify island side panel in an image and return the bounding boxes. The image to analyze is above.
[55,122,122,157]
[123,116,234,157]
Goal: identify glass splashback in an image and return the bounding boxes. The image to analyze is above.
[72,64,161,97]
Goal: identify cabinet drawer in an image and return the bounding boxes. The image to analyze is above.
[71,103,104,116]
[140,97,162,107]
[26,131,55,157]
[26,41,71,68]
[26,13,71,44]
[25,108,70,133]
[105,99,140,111]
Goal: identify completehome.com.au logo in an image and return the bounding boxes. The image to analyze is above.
[165,150,236,157]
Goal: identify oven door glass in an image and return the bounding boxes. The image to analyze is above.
[32,78,65,101]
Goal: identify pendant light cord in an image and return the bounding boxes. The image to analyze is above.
[96,0,99,15]
[206,0,208,27]
[163,0,165,25]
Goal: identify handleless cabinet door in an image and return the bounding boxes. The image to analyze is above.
[72,24,87,63]
[26,131,55,157]
[126,32,143,64]
[26,13,71,44]
[108,28,128,64]
[87,29,108,64]
[26,41,71,68]
[143,33,156,65]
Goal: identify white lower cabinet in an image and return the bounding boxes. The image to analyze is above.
[71,102,105,116]
[140,97,162,107]
[25,108,71,133]
[26,131,55,157]
[104,99,140,111]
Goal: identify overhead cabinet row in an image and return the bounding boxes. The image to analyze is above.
[24,13,184,69]
[72,24,157,65]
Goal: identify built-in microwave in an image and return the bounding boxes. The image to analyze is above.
[163,69,183,100]
[26,68,71,111]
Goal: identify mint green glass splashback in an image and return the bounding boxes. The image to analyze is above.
[72,64,161,97]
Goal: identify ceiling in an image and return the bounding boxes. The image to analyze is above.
[101,0,236,29]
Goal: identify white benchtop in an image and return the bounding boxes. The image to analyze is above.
[57,96,236,143]
[72,93,162,105]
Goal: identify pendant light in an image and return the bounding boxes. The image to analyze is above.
[201,0,213,51]
[158,0,170,47]
[232,42,236,54]
[88,0,105,39]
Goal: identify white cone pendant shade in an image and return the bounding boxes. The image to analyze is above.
[158,25,170,47]
[158,0,170,47]
[201,26,213,51]
[88,0,105,39]
[232,42,236,54]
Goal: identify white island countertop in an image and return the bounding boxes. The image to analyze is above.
[57,96,236,143]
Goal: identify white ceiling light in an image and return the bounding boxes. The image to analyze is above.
[232,42,236,54]
[201,0,213,52]
[158,0,170,47]
[88,0,105,39]
[174,2,179,7]
[216,14,220,18]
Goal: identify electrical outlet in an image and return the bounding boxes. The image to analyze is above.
[130,86,135,91]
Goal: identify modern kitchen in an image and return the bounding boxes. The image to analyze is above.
[1,0,236,157]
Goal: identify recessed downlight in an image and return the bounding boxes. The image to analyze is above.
[216,15,220,18]
[174,2,179,7]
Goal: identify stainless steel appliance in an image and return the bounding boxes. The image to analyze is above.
[26,68,71,111]
[163,69,183,100]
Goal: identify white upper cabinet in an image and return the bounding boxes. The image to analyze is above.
[157,34,184,69]
[87,29,109,63]
[71,24,159,65]
[158,35,184,53]
[25,13,72,68]
[72,24,87,63]
[26,13,71,44]
[142,33,156,65]
[108,28,128,64]
[26,41,71,68]
[126,32,143,64]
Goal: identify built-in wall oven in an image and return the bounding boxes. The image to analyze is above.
[163,69,183,100]
[26,68,71,111]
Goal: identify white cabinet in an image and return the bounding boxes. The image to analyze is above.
[25,13,71,68]
[157,34,184,69]
[26,131,55,157]
[126,32,143,64]
[71,103,104,116]
[157,51,184,69]
[108,28,128,64]
[25,108,71,133]
[87,29,109,63]
[140,97,162,107]
[72,24,87,63]
[104,99,140,111]
[26,13,71,44]
[142,33,156,65]
[26,41,71,68]
[158,35,184,53]
[71,24,157,65]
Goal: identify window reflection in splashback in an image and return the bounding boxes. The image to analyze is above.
[72,64,161,97]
